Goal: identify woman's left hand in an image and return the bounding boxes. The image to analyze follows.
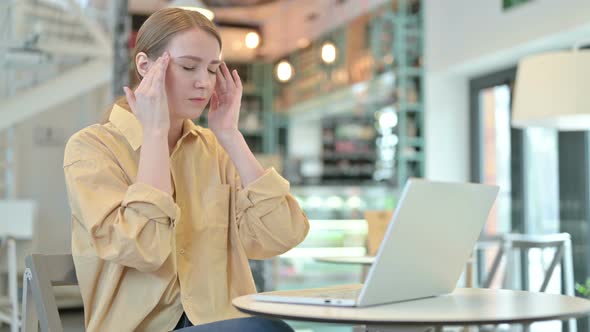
[208,62,242,135]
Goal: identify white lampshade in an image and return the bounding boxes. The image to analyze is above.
[168,0,214,20]
[512,50,590,130]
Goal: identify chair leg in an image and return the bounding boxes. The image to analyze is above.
[7,239,19,332]
[563,240,577,332]
[483,247,504,288]
[522,322,531,332]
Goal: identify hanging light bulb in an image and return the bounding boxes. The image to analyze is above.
[245,31,260,49]
[378,108,398,128]
[275,60,293,83]
[168,0,214,21]
[321,41,337,64]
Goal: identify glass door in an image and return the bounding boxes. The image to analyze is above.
[470,68,519,236]
[478,83,513,236]
[470,68,562,332]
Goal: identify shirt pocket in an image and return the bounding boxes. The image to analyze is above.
[203,184,231,250]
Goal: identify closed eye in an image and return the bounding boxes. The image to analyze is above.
[208,69,216,74]
[183,66,195,71]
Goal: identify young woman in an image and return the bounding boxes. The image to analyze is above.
[63,8,309,332]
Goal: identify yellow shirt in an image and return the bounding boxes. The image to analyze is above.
[63,104,310,332]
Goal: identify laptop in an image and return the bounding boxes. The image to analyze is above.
[253,178,499,307]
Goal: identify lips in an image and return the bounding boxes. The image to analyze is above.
[189,97,207,104]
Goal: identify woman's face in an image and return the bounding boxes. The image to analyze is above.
[162,28,221,121]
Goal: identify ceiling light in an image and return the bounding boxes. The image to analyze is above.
[321,41,337,64]
[245,31,260,49]
[275,60,293,83]
[168,0,215,21]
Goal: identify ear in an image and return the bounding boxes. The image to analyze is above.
[135,52,152,78]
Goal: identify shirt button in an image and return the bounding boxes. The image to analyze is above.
[179,249,185,255]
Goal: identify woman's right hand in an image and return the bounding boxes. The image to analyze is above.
[123,52,171,135]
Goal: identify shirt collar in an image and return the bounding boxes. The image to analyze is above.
[108,104,203,151]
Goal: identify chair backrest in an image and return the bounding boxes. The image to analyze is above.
[21,254,77,332]
[479,233,574,294]
[364,210,394,256]
[473,232,576,332]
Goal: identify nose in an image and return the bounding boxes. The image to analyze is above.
[193,68,211,90]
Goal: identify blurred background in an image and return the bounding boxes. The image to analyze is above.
[1,0,590,331]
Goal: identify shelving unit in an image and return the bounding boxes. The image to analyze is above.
[275,0,424,187]
[229,63,266,153]
[270,1,424,294]
[370,0,425,185]
[321,115,377,183]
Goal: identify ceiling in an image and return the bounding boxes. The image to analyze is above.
[128,0,387,60]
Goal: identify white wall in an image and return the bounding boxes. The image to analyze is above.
[424,0,590,181]
[424,74,469,181]
[15,85,110,253]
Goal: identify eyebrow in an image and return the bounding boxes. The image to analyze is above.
[177,55,221,65]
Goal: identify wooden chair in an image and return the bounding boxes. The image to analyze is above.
[364,210,394,257]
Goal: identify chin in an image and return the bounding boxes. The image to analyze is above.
[179,108,205,120]
[172,103,206,120]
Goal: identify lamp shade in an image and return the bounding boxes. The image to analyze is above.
[168,0,214,20]
[512,50,590,130]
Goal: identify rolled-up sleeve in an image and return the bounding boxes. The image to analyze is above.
[122,182,179,226]
[64,138,179,272]
[235,168,309,259]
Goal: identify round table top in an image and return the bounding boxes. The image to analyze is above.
[232,288,590,326]
[314,256,375,265]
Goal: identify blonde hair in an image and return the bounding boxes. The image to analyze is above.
[102,8,222,123]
